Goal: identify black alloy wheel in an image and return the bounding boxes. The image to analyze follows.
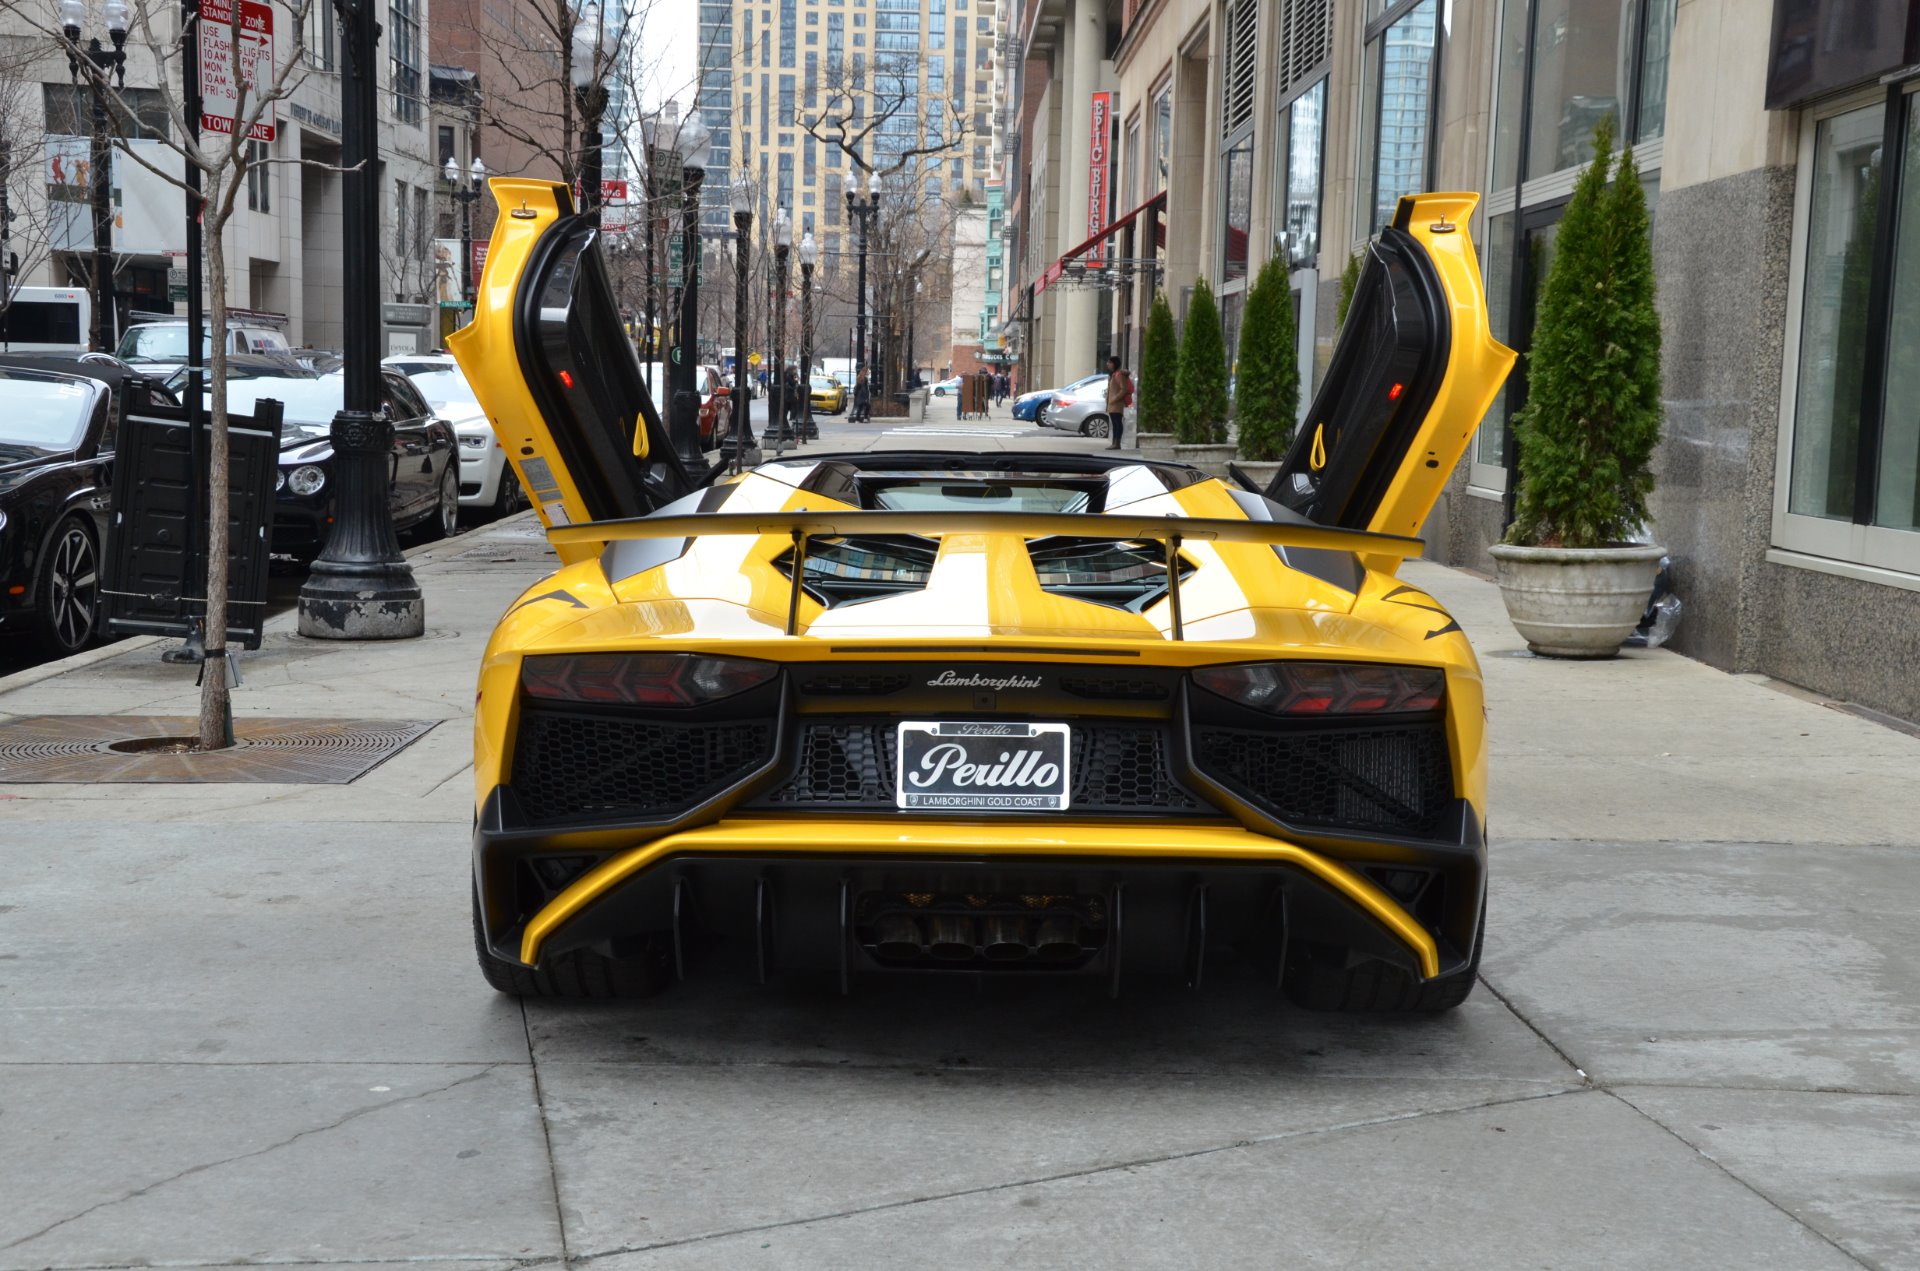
[490,464,527,519]
[421,463,459,541]
[34,518,100,657]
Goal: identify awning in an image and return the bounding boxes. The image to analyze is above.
[1034,189,1167,297]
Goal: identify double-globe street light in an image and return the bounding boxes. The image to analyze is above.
[842,167,881,389]
[662,106,709,465]
[443,156,486,322]
[798,230,818,441]
[729,174,753,472]
[763,207,791,451]
[297,0,423,639]
[58,0,127,353]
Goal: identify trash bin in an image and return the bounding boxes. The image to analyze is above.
[908,387,929,422]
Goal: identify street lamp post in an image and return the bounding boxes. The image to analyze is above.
[798,230,817,442]
[59,0,127,353]
[668,108,709,466]
[729,174,753,472]
[842,167,880,392]
[906,277,921,392]
[763,207,791,450]
[444,156,485,323]
[297,0,423,639]
[569,4,606,222]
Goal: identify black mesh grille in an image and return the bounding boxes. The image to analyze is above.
[1060,675,1171,701]
[753,719,1210,814]
[798,673,911,696]
[1193,722,1453,836]
[510,711,773,825]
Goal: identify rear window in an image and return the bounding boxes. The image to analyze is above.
[0,299,84,346]
[871,482,1094,514]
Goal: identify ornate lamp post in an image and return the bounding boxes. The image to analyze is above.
[59,0,127,353]
[729,174,754,472]
[842,167,881,385]
[906,277,921,391]
[569,3,607,221]
[763,207,791,450]
[443,156,485,323]
[297,0,423,639]
[669,108,710,464]
[797,230,818,442]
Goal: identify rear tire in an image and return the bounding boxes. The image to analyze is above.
[472,886,668,998]
[420,463,459,542]
[1282,901,1484,1014]
[489,465,526,520]
[33,517,100,658]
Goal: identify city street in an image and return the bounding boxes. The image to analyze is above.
[3,444,1918,1268]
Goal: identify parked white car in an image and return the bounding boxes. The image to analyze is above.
[383,353,525,519]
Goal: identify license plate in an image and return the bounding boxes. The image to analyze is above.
[896,721,1072,811]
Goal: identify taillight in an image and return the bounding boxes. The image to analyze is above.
[1192,662,1444,715]
[1054,396,1071,407]
[521,653,777,706]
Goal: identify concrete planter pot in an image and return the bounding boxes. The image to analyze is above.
[1135,432,1178,461]
[1486,542,1666,659]
[1174,442,1238,480]
[1231,459,1283,491]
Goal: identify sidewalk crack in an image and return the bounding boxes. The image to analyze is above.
[0,1066,502,1254]
[566,1086,1580,1262]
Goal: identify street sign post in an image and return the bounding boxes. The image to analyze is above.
[200,0,276,142]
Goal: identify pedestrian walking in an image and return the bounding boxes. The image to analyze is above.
[785,366,806,440]
[852,367,872,422]
[1104,355,1134,449]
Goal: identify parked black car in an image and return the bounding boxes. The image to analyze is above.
[213,369,460,559]
[0,357,147,656]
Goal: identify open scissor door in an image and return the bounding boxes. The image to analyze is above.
[448,179,699,564]
[1268,193,1516,542]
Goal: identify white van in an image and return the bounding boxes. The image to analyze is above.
[0,287,91,352]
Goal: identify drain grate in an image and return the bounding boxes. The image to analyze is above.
[0,716,438,784]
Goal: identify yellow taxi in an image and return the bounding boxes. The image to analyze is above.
[809,374,848,415]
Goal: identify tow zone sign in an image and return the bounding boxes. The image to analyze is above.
[201,0,277,143]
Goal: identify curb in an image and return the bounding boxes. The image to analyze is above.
[0,509,547,700]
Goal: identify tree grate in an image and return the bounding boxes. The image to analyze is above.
[0,716,438,784]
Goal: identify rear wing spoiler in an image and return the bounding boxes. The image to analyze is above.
[551,511,1425,639]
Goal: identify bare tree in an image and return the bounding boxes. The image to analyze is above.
[1,0,318,746]
[0,34,59,330]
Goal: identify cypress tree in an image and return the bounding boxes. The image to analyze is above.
[1336,251,1363,327]
[1138,289,1179,437]
[1506,117,1664,548]
[1233,253,1300,461]
[1174,277,1230,444]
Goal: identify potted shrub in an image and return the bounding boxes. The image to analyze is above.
[1173,277,1235,476]
[1231,252,1300,489]
[1488,118,1665,658]
[1135,289,1180,461]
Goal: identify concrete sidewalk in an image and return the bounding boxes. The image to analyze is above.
[2,512,1918,1268]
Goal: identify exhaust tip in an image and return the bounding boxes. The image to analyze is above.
[982,916,1031,961]
[1032,916,1082,961]
[872,913,923,960]
[927,914,976,961]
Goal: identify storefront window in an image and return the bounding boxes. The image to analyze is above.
[1637,0,1674,141]
[1283,80,1326,267]
[1221,136,1253,283]
[1491,0,1528,189]
[1476,212,1516,468]
[1361,0,1439,235]
[1789,103,1880,523]
[1522,0,1673,179]
[1878,103,1920,532]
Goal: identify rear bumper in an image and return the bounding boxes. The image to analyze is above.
[473,810,1467,986]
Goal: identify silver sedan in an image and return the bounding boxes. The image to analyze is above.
[1040,377,1115,438]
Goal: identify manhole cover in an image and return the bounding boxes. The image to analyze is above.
[0,716,438,784]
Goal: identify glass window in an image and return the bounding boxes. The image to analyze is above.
[1283,79,1326,267]
[1221,136,1253,284]
[1879,104,1920,531]
[1526,0,1633,177]
[1361,0,1438,235]
[1153,89,1172,194]
[1790,104,1881,523]
[1491,0,1528,189]
[1637,0,1675,141]
[390,0,423,125]
[1477,212,1516,466]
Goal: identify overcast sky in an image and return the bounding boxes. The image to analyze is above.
[633,0,703,116]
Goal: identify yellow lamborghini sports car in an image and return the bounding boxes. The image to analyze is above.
[449,181,1514,1010]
